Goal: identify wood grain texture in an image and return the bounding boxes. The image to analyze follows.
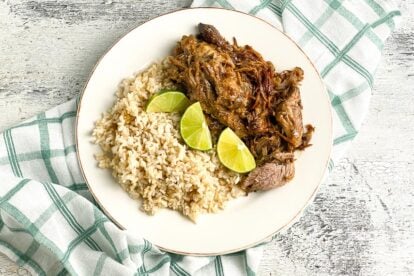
[0,0,413,275]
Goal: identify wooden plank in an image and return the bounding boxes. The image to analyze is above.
[0,0,413,275]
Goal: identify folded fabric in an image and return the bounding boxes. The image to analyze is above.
[0,0,400,275]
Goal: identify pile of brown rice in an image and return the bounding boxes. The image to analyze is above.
[92,60,243,221]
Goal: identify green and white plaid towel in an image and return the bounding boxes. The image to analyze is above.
[0,0,400,275]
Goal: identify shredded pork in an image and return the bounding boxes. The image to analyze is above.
[167,23,314,192]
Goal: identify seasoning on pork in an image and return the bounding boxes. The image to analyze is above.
[167,23,313,192]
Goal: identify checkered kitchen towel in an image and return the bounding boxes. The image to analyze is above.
[0,0,400,275]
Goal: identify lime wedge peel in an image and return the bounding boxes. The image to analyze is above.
[180,102,213,151]
[217,127,256,173]
[146,91,190,113]
[150,95,256,172]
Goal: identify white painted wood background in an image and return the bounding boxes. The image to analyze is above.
[0,0,413,275]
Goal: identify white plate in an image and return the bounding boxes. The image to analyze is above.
[76,8,332,256]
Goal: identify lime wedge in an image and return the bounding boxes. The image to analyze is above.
[217,128,256,173]
[146,91,190,113]
[180,102,212,151]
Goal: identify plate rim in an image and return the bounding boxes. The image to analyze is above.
[75,7,333,256]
